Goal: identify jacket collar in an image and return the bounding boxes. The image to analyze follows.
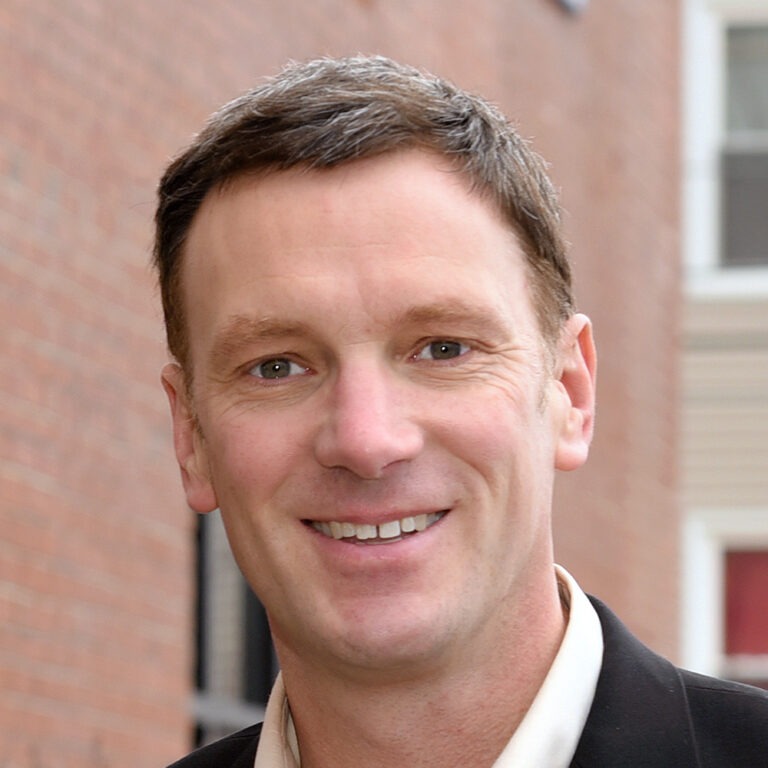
[570,597,699,768]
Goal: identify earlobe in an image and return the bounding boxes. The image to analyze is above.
[554,314,597,472]
[161,363,218,513]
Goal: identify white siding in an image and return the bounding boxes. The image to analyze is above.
[682,298,768,509]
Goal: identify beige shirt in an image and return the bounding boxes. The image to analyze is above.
[254,566,603,768]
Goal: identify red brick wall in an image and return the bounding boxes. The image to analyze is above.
[0,1,680,764]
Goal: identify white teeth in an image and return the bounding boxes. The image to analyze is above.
[312,512,445,542]
[355,524,377,540]
[400,516,416,533]
[378,520,401,539]
[329,521,343,540]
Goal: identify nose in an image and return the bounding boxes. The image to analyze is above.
[313,362,424,479]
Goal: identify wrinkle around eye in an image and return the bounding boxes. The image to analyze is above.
[406,338,543,391]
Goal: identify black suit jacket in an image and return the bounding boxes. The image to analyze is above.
[167,599,768,767]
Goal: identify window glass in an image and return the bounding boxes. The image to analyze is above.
[194,514,276,746]
[724,549,768,689]
[725,549,768,655]
[721,150,768,266]
[727,26,768,132]
[722,25,768,267]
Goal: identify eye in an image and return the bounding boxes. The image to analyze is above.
[250,358,308,380]
[414,340,470,361]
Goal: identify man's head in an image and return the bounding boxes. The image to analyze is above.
[154,55,573,376]
[155,56,596,679]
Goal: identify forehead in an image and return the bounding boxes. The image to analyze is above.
[186,151,515,275]
[181,151,538,358]
[201,152,499,241]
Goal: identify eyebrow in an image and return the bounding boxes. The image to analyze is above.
[400,301,511,339]
[207,300,511,371]
[208,315,313,372]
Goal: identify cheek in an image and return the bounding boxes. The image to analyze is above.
[438,392,556,520]
[204,414,311,504]
[440,390,542,464]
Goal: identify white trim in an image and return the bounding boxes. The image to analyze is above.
[687,267,768,297]
[682,0,768,296]
[682,507,768,676]
[682,0,722,279]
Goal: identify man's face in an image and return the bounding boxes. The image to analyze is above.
[163,150,595,677]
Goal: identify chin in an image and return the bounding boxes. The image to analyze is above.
[323,606,465,677]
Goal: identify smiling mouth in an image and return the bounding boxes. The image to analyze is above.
[308,511,446,544]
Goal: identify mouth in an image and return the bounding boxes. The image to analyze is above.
[307,511,447,544]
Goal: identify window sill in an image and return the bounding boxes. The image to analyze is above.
[685,266,768,298]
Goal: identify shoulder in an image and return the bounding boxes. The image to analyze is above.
[575,597,768,767]
[682,665,768,708]
[680,668,768,762]
[166,723,263,768]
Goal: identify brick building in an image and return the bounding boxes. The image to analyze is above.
[2,0,742,765]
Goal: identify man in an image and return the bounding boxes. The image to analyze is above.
[155,56,767,767]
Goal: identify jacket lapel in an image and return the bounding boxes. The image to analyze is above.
[570,598,700,768]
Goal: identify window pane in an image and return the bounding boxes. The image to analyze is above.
[195,513,269,747]
[725,549,768,655]
[721,150,768,266]
[727,26,768,132]
[243,584,279,705]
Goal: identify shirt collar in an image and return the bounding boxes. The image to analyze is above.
[255,565,602,768]
[490,565,603,768]
[254,673,299,768]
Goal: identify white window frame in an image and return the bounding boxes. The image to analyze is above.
[683,0,768,296]
[682,507,768,679]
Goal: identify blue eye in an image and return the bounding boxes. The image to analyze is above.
[251,358,306,379]
[415,340,469,361]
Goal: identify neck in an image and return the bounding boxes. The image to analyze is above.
[276,574,566,768]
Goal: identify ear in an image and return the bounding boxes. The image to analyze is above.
[553,314,597,472]
[161,363,218,513]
